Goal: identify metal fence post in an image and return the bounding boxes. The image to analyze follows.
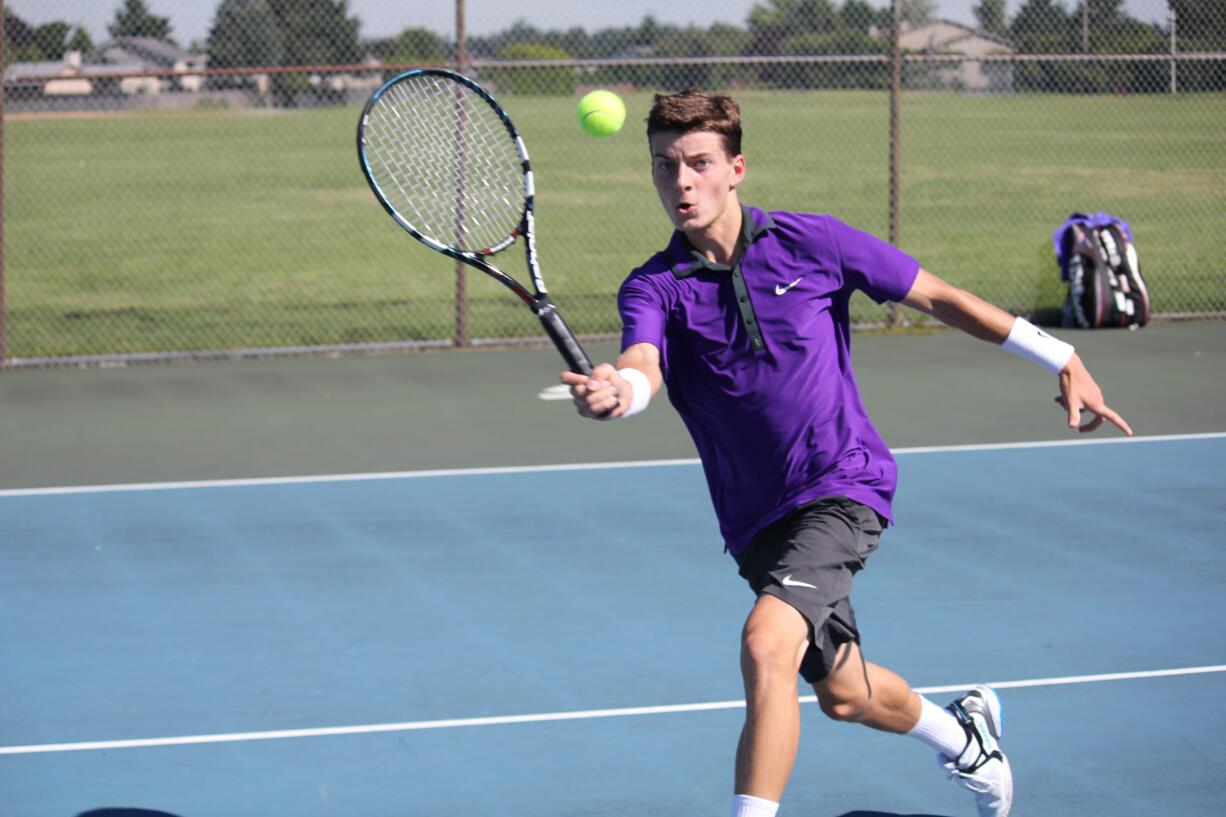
[453,0,469,347]
[1169,2,1178,95]
[1082,0,1091,53]
[887,0,902,327]
[1,0,7,367]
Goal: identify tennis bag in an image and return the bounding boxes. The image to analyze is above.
[1053,212,1150,329]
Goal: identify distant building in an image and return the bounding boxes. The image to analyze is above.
[4,51,99,98]
[4,37,207,103]
[94,37,209,92]
[876,19,1017,92]
[4,37,384,111]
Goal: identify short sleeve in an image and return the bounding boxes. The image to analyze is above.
[831,219,921,304]
[618,274,667,352]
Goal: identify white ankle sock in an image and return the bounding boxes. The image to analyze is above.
[731,793,779,817]
[907,696,969,759]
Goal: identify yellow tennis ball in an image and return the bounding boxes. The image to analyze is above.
[577,90,625,137]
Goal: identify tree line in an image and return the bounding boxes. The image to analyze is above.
[6,0,1223,95]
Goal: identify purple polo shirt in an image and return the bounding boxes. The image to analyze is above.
[618,206,920,555]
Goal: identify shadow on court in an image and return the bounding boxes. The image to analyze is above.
[836,812,953,817]
[78,810,184,817]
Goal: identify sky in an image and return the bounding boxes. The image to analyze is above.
[11,0,1172,48]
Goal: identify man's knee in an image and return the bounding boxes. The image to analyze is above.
[741,623,805,678]
[740,600,809,682]
[816,685,871,722]
[814,642,871,722]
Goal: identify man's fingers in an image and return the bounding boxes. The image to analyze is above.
[1079,413,1105,433]
[1064,396,1080,429]
[1058,394,1133,436]
[1057,394,1131,436]
[570,382,619,419]
[594,393,621,416]
[561,363,626,421]
[1097,405,1134,436]
[579,391,620,420]
[1054,395,1078,427]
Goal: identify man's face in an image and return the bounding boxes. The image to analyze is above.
[649,130,745,235]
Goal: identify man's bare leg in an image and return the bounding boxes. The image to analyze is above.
[734,594,810,800]
[813,640,922,732]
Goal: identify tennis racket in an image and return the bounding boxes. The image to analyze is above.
[357,68,593,375]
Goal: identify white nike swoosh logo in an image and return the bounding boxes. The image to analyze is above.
[781,574,818,589]
[774,277,803,295]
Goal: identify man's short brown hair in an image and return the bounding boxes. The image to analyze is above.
[646,89,742,158]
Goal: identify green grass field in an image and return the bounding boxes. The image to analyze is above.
[5,90,1224,359]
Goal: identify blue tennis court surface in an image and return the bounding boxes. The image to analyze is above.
[3,434,1224,816]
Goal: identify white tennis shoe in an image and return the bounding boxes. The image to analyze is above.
[940,684,1013,817]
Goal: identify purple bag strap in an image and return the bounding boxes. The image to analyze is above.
[1053,211,1135,280]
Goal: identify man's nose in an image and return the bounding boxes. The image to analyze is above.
[675,164,694,189]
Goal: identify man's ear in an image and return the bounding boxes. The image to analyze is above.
[729,154,746,190]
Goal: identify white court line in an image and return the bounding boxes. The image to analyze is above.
[1,432,1223,498]
[537,384,573,401]
[0,458,701,497]
[2,664,1223,756]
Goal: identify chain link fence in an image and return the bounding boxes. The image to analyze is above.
[3,0,1223,366]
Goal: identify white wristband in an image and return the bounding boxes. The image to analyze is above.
[616,367,651,418]
[1002,317,1075,374]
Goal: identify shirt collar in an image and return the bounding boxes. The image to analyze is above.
[669,205,777,279]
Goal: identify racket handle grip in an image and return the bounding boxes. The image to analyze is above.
[536,299,593,375]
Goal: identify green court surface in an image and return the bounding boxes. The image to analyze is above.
[1,320,1222,490]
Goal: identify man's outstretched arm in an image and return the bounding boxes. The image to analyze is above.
[902,268,1132,435]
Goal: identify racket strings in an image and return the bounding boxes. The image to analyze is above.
[363,74,524,254]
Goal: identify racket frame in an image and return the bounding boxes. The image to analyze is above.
[357,68,592,374]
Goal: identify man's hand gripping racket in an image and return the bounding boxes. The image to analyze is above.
[562,364,627,420]
[357,68,592,375]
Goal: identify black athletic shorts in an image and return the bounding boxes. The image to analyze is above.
[733,496,885,684]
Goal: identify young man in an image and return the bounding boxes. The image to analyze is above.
[562,90,1130,817]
